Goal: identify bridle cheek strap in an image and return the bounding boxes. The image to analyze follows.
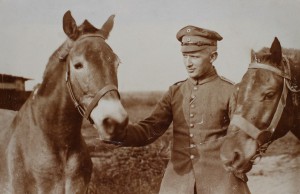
[63,34,120,125]
[66,72,119,124]
[267,78,288,132]
[84,84,119,122]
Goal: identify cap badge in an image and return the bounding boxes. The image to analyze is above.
[187,29,191,33]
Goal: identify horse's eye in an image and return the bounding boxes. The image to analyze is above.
[264,92,275,100]
[74,63,83,69]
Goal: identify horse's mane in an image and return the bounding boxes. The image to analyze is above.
[256,47,300,91]
[258,47,300,64]
[37,42,67,96]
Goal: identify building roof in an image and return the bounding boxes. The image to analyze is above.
[0,73,32,82]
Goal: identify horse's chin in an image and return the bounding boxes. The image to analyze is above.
[222,157,253,179]
[94,124,113,141]
[93,122,128,144]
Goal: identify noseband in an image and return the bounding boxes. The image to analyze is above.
[230,56,292,161]
[60,34,120,124]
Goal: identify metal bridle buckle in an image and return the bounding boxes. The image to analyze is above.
[250,141,271,165]
[250,153,262,165]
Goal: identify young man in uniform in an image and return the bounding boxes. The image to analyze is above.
[112,25,250,194]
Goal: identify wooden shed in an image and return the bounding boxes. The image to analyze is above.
[0,74,32,110]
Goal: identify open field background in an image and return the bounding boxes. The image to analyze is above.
[0,91,299,194]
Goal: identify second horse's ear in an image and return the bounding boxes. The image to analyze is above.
[270,37,282,64]
[250,49,256,63]
[63,10,79,40]
[100,15,115,40]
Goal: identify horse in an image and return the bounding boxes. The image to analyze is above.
[0,10,128,194]
[220,37,300,178]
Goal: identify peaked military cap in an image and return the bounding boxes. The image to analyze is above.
[176,25,223,52]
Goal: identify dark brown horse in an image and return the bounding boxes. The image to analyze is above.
[220,37,300,177]
[0,11,128,193]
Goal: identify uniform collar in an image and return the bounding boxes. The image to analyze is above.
[188,66,218,85]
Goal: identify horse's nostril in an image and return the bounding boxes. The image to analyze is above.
[221,150,240,169]
[102,116,128,135]
[103,117,117,134]
[233,151,240,162]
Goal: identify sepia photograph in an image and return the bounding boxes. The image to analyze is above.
[0,0,299,193]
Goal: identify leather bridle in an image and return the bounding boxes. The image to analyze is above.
[230,56,292,162]
[60,34,120,124]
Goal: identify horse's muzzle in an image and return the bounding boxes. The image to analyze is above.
[90,98,129,141]
[220,125,258,174]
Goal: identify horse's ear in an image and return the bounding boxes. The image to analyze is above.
[63,10,79,40]
[100,15,115,39]
[250,49,256,62]
[270,37,282,64]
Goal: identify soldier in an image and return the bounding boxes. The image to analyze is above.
[113,25,250,194]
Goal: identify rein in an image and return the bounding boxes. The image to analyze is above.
[61,34,120,124]
[230,57,292,162]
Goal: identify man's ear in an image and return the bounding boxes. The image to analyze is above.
[210,51,218,63]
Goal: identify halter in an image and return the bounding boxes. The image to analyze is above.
[230,56,291,162]
[62,34,120,124]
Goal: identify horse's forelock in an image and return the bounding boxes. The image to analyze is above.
[78,20,99,34]
[254,47,284,70]
[77,20,112,40]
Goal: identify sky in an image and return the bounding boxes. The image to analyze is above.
[0,0,299,91]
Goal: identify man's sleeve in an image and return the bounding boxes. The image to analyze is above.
[121,89,173,146]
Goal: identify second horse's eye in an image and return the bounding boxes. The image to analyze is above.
[264,92,275,100]
[74,63,83,69]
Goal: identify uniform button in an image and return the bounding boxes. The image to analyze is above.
[190,144,196,148]
[190,113,194,118]
[193,86,197,90]
[190,155,195,159]
[190,123,194,128]
[190,133,194,137]
[191,95,195,99]
[190,104,195,108]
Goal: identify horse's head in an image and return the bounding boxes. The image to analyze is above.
[220,37,291,174]
[60,11,128,142]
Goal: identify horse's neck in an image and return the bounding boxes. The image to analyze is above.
[34,83,83,146]
[273,92,298,140]
[28,53,83,147]
[271,61,300,140]
[290,61,300,90]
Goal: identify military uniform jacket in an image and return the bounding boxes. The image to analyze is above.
[122,69,250,194]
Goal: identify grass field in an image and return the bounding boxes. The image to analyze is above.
[83,91,300,194]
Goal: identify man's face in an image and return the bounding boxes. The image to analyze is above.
[182,49,214,79]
